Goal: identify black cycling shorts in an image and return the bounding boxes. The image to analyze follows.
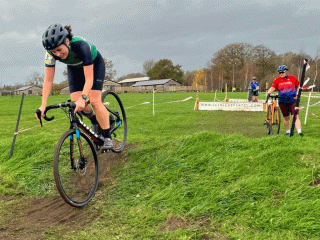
[68,51,105,93]
[252,90,259,96]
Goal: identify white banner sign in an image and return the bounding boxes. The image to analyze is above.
[199,102,264,111]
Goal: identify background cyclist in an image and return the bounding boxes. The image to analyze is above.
[36,23,113,150]
[266,65,303,136]
[250,76,259,102]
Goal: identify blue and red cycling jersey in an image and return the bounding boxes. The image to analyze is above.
[271,75,299,104]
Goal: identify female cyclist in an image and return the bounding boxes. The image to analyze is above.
[266,65,303,136]
[36,23,113,150]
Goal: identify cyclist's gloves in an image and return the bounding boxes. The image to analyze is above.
[35,109,43,127]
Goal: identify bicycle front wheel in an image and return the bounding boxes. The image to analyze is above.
[265,107,273,135]
[101,91,127,153]
[53,129,99,207]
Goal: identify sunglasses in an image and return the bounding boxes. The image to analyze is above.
[278,71,285,74]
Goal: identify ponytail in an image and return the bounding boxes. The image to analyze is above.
[64,25,73,39]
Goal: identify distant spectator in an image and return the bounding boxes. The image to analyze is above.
[250,77,259,102]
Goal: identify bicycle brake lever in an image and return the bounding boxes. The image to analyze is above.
[35,109,43,127]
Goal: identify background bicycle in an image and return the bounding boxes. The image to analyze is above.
[264,95,281,135]
[36,91,127,207]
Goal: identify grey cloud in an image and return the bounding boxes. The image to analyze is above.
[1,0,320,85]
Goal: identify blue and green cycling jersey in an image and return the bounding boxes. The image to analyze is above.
[44,36,98,67]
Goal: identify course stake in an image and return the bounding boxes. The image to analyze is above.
[9,93,25,159]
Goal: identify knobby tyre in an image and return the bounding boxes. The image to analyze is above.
[101,91,127,153]
[53,129,99,207]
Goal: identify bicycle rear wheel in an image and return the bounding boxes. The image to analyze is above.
[101,91,127,153]
[53,129,99,207]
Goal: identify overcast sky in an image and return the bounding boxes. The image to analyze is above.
[1,0,320,85]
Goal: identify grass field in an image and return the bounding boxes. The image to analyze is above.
[1,91,320,239]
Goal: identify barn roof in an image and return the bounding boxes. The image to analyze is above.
[15,85,41,91]
[118,77,149,84]
[132,79,175,87]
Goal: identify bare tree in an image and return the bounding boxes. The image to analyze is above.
[143,59,156,75]
[211,43,255,91]
[103,59,117,81]
[26,72,44,87]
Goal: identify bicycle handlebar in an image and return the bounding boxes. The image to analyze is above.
[265,94,279,103]
[35,101,76,125]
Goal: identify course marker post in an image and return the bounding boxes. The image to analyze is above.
[224,83,228,102]
[290,59,309,137]
[194,91,199,110]
[153,87,155,116]
[9,93,25,159]
[304,91,312,125]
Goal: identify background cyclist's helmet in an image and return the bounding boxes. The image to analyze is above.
[252,76,257,80]
[42,24,69,50]
[277,65,288,72]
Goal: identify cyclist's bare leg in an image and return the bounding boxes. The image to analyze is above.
[284,116,290,131]
[292,114,301,130]
[88,90,110,129]
[70,92,94,118]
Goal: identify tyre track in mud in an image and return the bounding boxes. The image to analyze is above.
[0,143,134,240]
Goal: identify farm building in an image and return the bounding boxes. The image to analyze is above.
[15,85,42,96]
[103,80,121,92]
[118,77,149,87]
[132,79,181,92]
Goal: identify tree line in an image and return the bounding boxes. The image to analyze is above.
[120,43,319,92]
[3,42,319,92]
[205,43,318,92]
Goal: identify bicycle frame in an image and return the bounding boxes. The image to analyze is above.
[67,106,105,147]
[84,99,122,136]
[37,98,124,153]
[265,96,279,125]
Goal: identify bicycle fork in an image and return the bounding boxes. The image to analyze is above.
[69,128,87,171]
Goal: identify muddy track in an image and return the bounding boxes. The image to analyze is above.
[0,143,134,240]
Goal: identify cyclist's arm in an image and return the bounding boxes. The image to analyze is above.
[41,66,55,109]
[82,64,94,97]
[266,87,275,96]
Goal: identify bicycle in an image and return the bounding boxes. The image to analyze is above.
[36,91,127,207]
[247,88,253,102]
[264,94,281,135]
